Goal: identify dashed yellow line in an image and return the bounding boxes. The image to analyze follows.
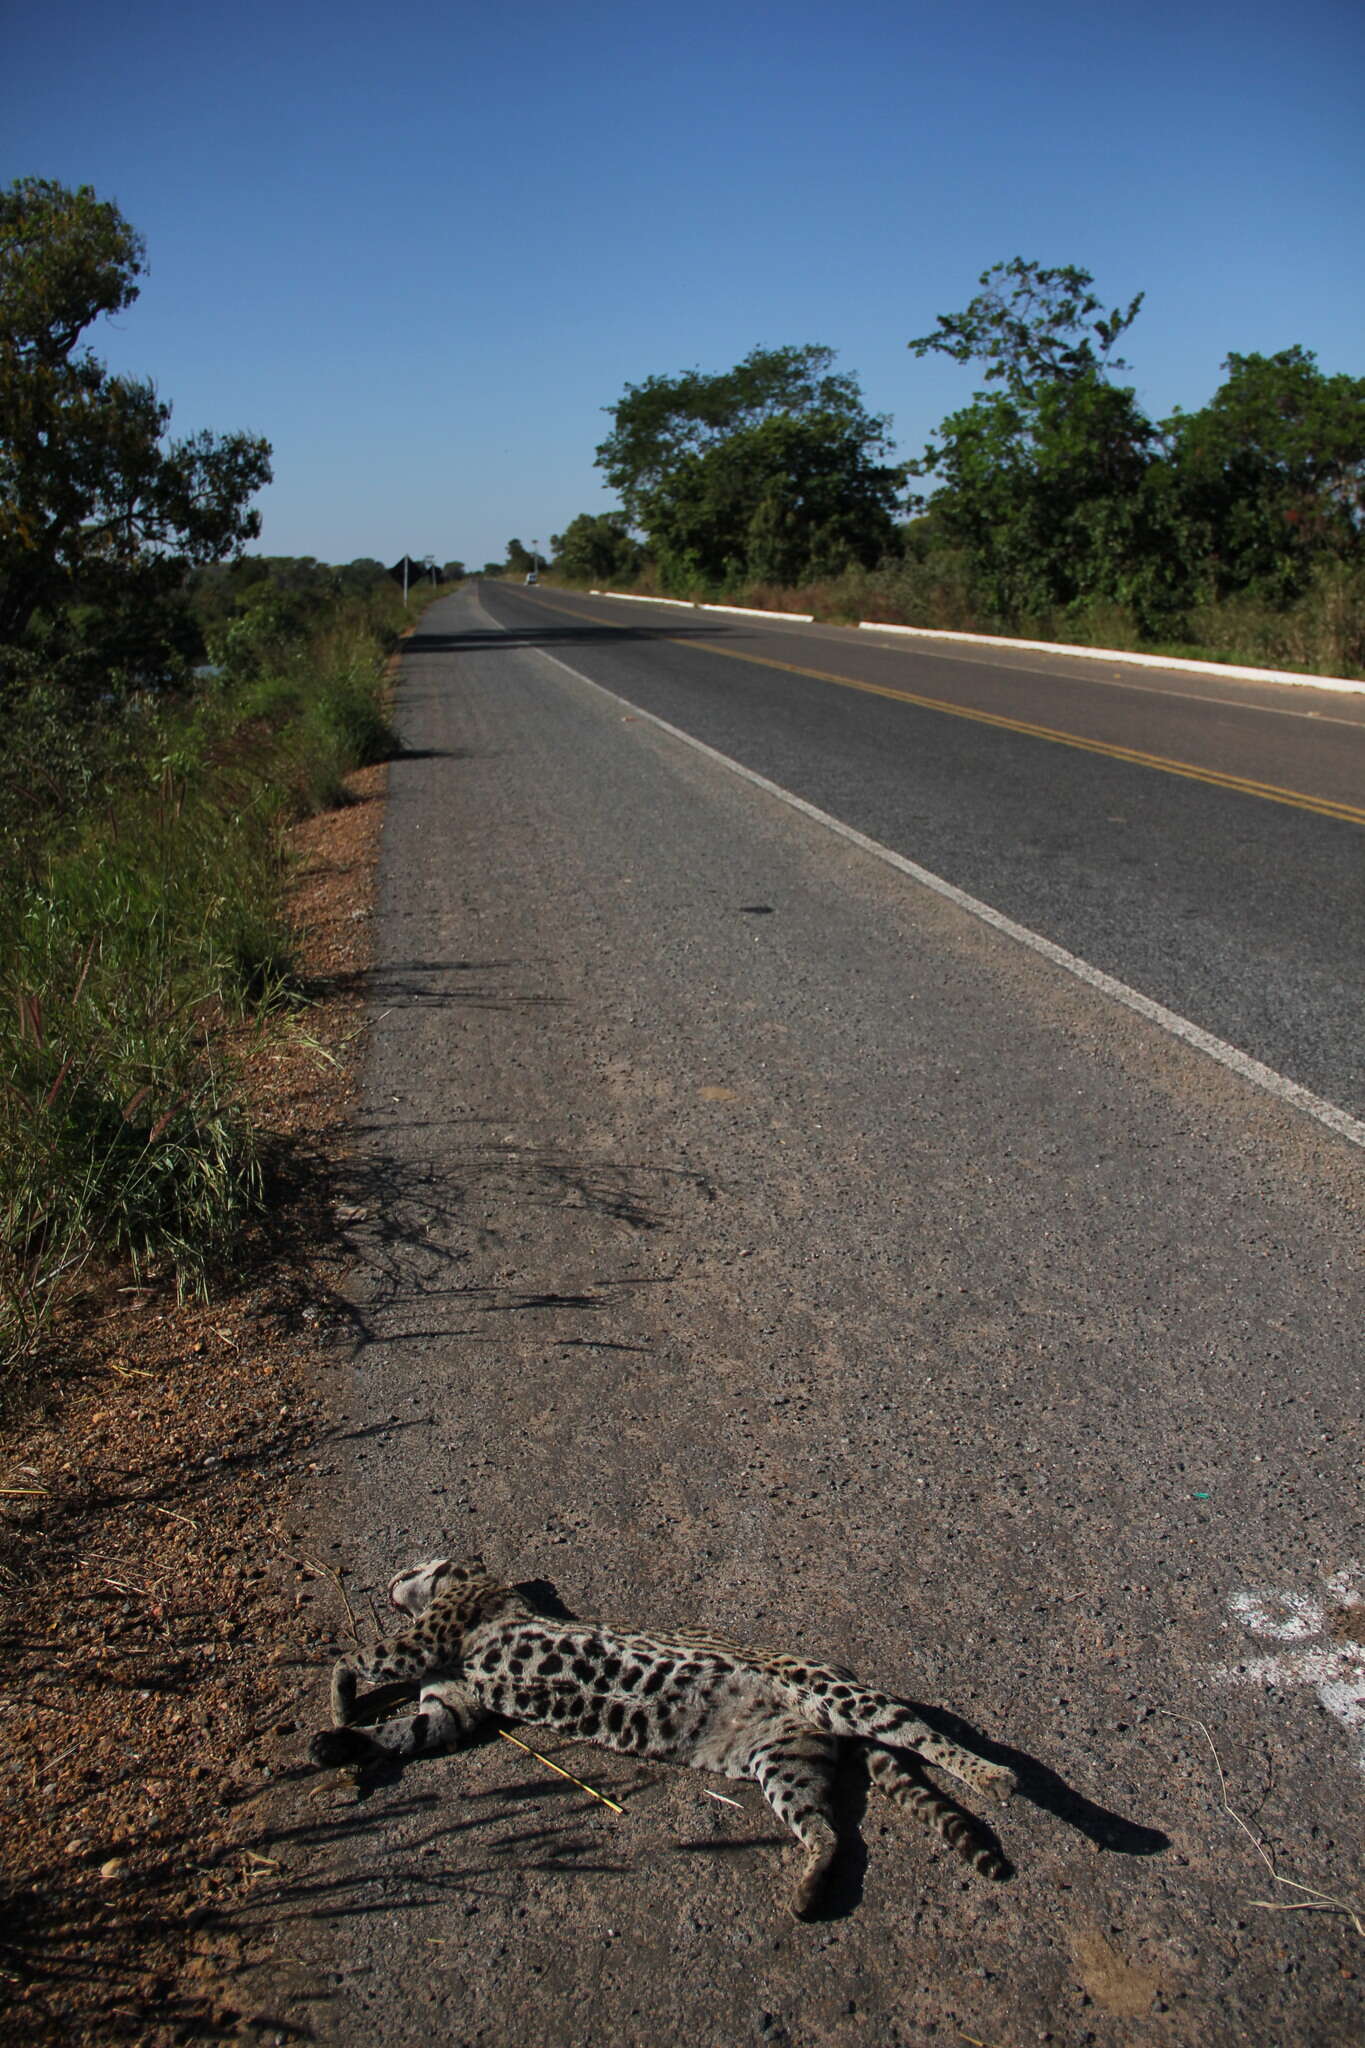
[509,590,1365,827]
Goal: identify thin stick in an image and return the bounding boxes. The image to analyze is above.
[1156,1708,1364,1938]
[303,1556,361,1647]
[150,1505,197,1529]
[496,1729,624,1814]
[703,1789,744,1809]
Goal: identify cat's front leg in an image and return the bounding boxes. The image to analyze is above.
[312,1679,486,1768]
[328,1627,449,1726]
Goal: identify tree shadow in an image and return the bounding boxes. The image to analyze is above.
[246,1110,715,1356]
[402,622,723,655]
[301,956,567,1012]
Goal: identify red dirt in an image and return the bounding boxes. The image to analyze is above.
[0,761,385,2045]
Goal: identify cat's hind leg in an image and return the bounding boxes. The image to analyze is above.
[865,1744,1010,1878]
[742,1718,842,1919]
[789,1668,1016,1804]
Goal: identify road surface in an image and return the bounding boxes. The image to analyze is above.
[254,585,1363,2046]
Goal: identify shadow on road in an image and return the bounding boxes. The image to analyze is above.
[401,622,724,655]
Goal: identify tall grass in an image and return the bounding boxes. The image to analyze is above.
[0,582,405,1383]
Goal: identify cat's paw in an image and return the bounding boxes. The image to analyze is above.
[310,1726,378,1768]
[979,1762,1016,1802]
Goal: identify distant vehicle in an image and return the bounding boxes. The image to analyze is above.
[524,570,538,585]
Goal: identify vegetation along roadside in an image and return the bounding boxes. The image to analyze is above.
[0,730,395,2042]
[0,175,458,2039]
[532,263,1365,678]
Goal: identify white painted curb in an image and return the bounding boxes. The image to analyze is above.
[699,602,814,622]
[588,590,813,622]
[581,586,1365,695]
[856,621,1365,696]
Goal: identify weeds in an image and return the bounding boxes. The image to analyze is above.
[0,577,409,1383]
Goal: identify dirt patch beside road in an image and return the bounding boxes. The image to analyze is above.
[0,763,384,2044]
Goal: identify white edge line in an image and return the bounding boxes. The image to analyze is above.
[527,638,1365,1154]
[856,621,1365,697]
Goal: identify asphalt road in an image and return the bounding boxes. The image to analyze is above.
[475,582,1365,1122]
[257,586,1363,2046]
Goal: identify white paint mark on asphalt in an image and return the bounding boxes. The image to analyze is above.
[1216,1568,1365,1774]
[506,619,1365,1155]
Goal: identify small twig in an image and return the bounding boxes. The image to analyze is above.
[302,1556,361,1647]
[0,1488,49,1497]
[150,1505,198,1529]
[108,1362,154,1379]
[1156,1708,1365,1938]
[496,1729,624,1813]
[100,1576,158,1599]
[703,1789,744,1809]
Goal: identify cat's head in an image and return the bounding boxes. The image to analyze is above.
[387,1553,495,1618]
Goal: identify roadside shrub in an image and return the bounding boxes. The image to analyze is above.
[585,547,1363,678]
[1,568,409,1380]
[1184,564,1365,678]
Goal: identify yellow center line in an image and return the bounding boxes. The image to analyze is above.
[507,590,1365,827]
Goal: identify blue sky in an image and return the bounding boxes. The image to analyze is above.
[5,0,1362,569]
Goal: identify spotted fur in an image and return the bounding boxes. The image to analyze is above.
[309,1554,1015,1917]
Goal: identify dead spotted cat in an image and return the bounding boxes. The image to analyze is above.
[310,1554,1015,1916]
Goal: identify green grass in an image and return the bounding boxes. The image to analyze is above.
[0,580,409,1382]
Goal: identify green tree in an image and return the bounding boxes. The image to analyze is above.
[908,257,1144,395]
[907,260,1160,627]
[597,345,903,587]
[0,177,272,702]
[337,557,388,593]
[915,377,1160,624]
[504,537,534,575]
[550,511,640,584]
[1160,348,1365,602]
